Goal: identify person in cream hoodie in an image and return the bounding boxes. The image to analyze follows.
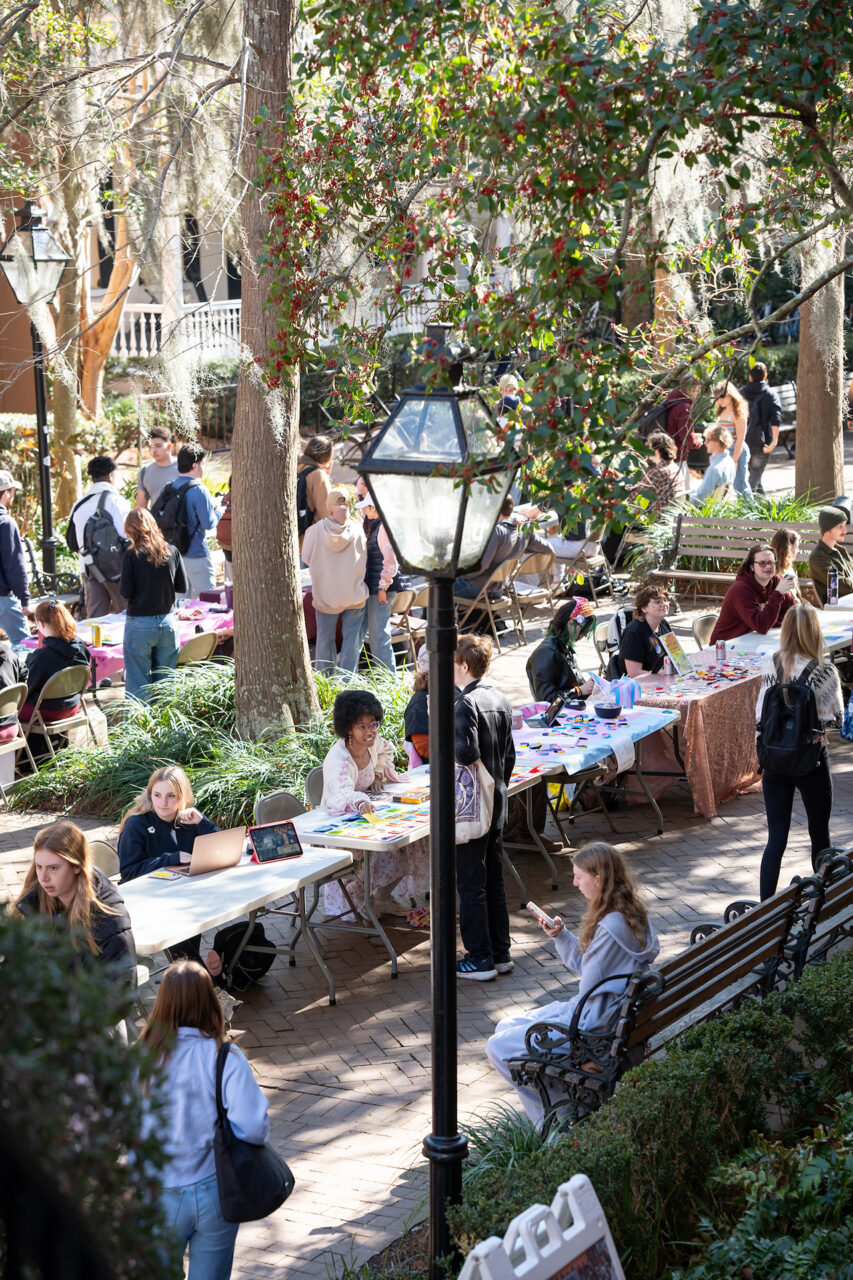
[302,487,367,673]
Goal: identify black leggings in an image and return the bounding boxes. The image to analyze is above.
[759,751,833,900]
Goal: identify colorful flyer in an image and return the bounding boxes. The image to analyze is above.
[661,631,693,676]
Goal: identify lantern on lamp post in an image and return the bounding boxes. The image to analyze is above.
[0,202,71,580]
[359,386,518,1280]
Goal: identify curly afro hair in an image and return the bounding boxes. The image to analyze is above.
[331,689,384,739]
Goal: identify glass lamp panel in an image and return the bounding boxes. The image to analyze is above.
[456,469,516,570]
[31,225,67,299]
[372,397,461,463]
[458,395,502,459]
[368,473,465,572]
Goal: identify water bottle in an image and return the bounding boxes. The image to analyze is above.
[828,567,839,606]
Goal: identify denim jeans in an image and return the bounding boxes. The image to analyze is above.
[0,592,29,644]
[454,578,480,600]
[161,1172,238,1280]
[123,613,180,700]
[730,442,752,497]
[359,595,396,671]
[314,605,365,674]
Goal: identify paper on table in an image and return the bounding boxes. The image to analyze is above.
[611,734,636,773]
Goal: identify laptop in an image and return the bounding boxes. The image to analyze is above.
[171,826,248,876]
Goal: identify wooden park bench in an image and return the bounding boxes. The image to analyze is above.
[647,514,833,600]
[507,875,821,1136]
[773,381,797,457]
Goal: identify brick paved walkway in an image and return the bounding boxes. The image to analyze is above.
[1,607,850,1279]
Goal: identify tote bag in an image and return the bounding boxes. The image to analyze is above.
[455,760,495,844]
[213,1042,294,1223]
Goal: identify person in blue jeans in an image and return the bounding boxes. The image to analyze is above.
[714,380,753,497]
[141,960,269,1280]
[301,487,367,674]
[356,493,403,671]
[0,469,31,644]
[171,444,218,598]
[120,509,187,700]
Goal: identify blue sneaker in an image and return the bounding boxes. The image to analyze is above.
[456,955,498,981]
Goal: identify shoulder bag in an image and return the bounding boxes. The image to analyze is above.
[213,1041,295,1223]
[454,760,495,844]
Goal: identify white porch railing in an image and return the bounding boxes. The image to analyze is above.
[111,300,242,360]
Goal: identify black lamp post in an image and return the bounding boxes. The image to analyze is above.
[0,202,71,581]
[359,386,518,1280]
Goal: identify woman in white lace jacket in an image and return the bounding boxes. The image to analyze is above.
[755,603,843,901]
[321,690,429,919]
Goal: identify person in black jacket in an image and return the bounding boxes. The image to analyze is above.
[15,820,136,990]
[21,599,90,724]
[118,764,221,973]
[0,468,31,644]
[526,600,596,705]
[0,626,24,740]
[454,634,516,981]
[121,508,188,701]
[740,363,782,495]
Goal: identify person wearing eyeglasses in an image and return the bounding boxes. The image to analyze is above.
[709,543,796,644]
[320,689,429,920]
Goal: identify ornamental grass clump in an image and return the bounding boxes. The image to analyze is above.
[12,658,412,826]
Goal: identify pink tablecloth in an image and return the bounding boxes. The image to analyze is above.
[629,670,761,818]
[21,600,234,682]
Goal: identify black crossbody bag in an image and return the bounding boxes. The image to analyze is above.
[213,1041,295,1222]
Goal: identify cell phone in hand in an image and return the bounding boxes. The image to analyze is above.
[526,901,556,928]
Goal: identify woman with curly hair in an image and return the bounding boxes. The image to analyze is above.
[485,841,659,1125]
[714,380,752,496]
[321,688,429,920]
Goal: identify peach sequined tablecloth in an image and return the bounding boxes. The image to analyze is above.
[632,672,762,818]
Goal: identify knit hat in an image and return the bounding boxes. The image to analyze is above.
[818,506,847,534]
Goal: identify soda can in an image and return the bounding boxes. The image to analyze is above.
[715,640,726,663]
[90,623,102,646]
[662,656,673,675]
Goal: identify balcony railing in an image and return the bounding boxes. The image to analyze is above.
[111,300,242,360]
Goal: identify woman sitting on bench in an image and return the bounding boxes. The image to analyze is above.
[485,841,659,1126]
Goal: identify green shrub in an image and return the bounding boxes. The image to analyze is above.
[669,1095,853,1279]
[448,954,853,1278]
[0,911,176,1276]
[12,658,413,825]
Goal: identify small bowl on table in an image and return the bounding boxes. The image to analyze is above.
[593,704,621,721]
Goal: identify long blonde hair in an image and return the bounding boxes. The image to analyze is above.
[141,960,225,1065]
[778,604,824,684]
[15,821,111,955]
[119,765,194,833]
[713,380,748,428]
[574,841,650,953]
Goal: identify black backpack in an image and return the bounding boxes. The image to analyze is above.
[296,465,318,537]
[757,658,825,776]
[151,480,194,554]
[635,401,671,440]
[66,492,129,583]
[212,921,276,993]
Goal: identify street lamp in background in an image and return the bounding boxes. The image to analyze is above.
[359,384,518,1280]
[0,202,70,580]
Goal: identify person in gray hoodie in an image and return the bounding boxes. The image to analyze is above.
[301,486,367,673]
[485,841,659,1125]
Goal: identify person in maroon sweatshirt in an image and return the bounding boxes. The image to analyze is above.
[710,543,796,644]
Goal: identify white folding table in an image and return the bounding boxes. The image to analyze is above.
[120,846,353,1004]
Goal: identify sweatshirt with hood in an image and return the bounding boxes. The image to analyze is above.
[302,515,367,614]
[552,912,660,1032]
[24,635,91,710]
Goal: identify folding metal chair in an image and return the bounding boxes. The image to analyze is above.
[455,559,525,648]
[23,666,95,760]
[177,631,219,665]
[0,682,37,807]
[509,550,557,642]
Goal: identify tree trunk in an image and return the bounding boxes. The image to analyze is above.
[232,0,319,737]
[619,243,652,331]
[52,243,83,517]
[80,212,135,419]
[795,232,845,503]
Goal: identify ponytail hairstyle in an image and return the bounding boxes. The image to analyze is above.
[141,960,225,1065]
[573,841,650,953]
[119,765,194,833]
[125,508,171,567]
[34,599,76,642]
[15,821,113,954]
[778,603,824,685]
